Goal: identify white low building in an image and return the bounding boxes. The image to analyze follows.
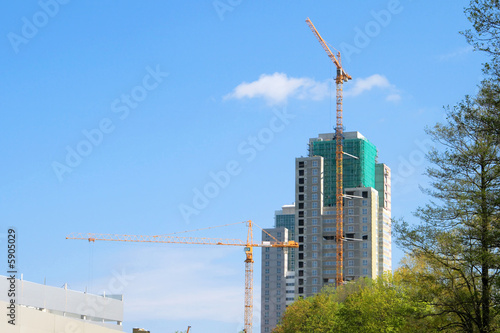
[0,275,123,333]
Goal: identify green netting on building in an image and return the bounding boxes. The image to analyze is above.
[375,164,386,208]
[275,213,296,271]
[311,137,377,207]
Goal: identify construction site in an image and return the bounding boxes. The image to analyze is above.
[3,16,393,333]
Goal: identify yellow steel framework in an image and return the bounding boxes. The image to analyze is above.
[67,220,298,333]
[306,17,352,286]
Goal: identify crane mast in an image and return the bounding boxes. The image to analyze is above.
[306,18,352,286]
[67,220,297,333]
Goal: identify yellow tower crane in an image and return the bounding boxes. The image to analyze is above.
[305,17,352,286]
[66,220,298,333]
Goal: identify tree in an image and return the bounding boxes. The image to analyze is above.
[463,0,500,140]
[273,289,341,333]
[273,273,431,333]
[394,96,500,332]
[463,0,500,75]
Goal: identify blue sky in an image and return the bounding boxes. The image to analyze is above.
[0,0,488,332]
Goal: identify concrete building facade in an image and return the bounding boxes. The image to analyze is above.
[274,204,296,272]
[260,227,290,333]
[0,275,123,333]
[294,131,392,298]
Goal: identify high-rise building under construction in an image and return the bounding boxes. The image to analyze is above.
[295,131,391,297]
[261,130,392,332]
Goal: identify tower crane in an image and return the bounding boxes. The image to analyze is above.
[305,17,352,286]
[66,220,298,333]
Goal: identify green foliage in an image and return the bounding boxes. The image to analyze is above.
[273,274,432,333]
[463,1,500,56]
[394,91,500,332]
[273,289,341,333]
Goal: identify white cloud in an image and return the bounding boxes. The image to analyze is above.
[438,46,473,61]
[345,74,390,96]
[224,72,328,105]
[386,93,401,102]
[225,72,401,105]
[345,74,401,102]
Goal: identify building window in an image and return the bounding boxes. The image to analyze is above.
[312,252,318,258]
[312,270,318,276]
[265,254,269,259]
[312,287,318,293]
[312,160,318,167]
[348,269,354,275]
[265,269,270,274]
[312,244,318,250]
[362,243,368,249]
[362,208,368,215]
[265,275,269,281]
[265,283,269,288]
[312,278,318,284]
[362,191,368,198]
[265,304,269,310]
[348,200,354,207]
[277,232,282,238]
[312,177,318,184]
[265,261,269,267]
[363,268,368,275]
[277,261,282,266]
[265,290,269,296]
[348,260,354,266]
[276,304,281,311]
[362,217,368,223]
[348,209,354,215]
[312,236,318,242]
[265,297,269,303]
[312,202,318,208]
[312,193,318,200]
[363,260,368,266]
[312,169,318,175]
[362,226,368,232]
[347,226,354,232]
[312,218,318,225]
[312,210,318,216]
[348,217,353,224]
[363,251,368,257]
[348,243,354,250]
[362,199,368,206]
[312,227,318,234]
[348,251,354,258]
[312,186,318,192]
[277,268,281,274]
[277,282,281,288]
[312,261,318,267]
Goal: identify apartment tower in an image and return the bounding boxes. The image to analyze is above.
[294,131,391,298]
